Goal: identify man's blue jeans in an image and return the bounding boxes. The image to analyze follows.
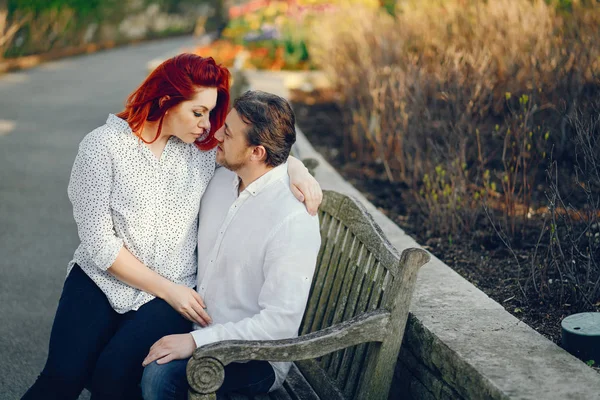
[21,265,192,400]
[142,359,276,400]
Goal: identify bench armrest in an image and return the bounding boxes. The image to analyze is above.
[186,310,390,395]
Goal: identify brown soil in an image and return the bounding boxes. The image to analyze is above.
[290,88,594,349]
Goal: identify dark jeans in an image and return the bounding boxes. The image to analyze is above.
[22,265,191,400]
[142,359,276,400]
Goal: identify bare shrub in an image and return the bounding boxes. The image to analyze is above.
[307,0,600,238]
[518,105,600,309]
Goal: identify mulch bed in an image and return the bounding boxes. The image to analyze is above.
[290,88,586,348]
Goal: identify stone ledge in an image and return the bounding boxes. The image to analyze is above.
[292,125,600,399]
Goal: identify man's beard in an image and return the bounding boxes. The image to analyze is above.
[217,153,245,172]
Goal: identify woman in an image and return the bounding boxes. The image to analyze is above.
[22,53,321,400]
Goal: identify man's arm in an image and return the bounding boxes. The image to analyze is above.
[143,210,321,365]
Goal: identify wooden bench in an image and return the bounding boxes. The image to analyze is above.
[186,190,430,400]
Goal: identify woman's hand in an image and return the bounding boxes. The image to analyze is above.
[288,156,323,216]
[106,248,211,326]
[164,283,212,327]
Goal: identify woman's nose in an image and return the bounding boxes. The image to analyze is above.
[198,118,211,130]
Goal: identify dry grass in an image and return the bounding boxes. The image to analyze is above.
[308,0,600,235]
[307,0,600,308]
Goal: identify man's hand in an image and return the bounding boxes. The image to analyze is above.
[142,334,196,366]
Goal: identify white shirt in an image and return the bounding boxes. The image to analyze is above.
[192,163,321,390]
[67,114,216,313]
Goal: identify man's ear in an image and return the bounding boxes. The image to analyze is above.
[159,95,171,109]
[251,146,267,163]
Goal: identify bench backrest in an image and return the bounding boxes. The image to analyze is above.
[298,190,428,399]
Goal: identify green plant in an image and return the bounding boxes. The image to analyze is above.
[0,1,29,59]
[496,94,551,237]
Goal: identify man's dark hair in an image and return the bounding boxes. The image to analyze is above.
[233,90,296,167]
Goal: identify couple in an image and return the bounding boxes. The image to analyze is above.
[141,90,321,399]
[22,54,321,399]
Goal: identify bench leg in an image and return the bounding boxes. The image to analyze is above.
[188,390,216,400]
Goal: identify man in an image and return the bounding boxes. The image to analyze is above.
[140,90,321,399]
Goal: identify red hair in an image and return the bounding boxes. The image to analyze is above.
[116,53,231,151]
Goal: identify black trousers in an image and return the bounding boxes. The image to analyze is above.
[22,265,192,400]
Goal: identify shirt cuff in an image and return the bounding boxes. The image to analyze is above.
[191,326,222,348]
[93,237,124,271]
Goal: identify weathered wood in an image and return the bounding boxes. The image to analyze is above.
[296,359,345,400]
[186,191,430,400]
[331,246,371,383]
[320,227,352,330]
[267,388,294,400]
[320,234,360,371]
[356,248,430,399]
[191,310,389,365]
[300,213,339,335]
[336,253,380,390]
[282,364,321,400]
[309,221,346,333]
[188,391,216,400]
[186,356,225,395]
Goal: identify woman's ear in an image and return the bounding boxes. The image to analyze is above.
[159,95,171,109]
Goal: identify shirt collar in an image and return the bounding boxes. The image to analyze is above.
[106,114,132,133]
[232,161,288,197]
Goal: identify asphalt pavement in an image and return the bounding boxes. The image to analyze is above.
[0,35,199,399]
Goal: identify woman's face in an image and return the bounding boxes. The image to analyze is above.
[162,87,218,144]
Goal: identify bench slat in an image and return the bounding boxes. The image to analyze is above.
[282,364,321,400]
[331,250,374,386]
[342,342,370,397]
[296,359,345,400]
[309,221,347,333]
[339,255,385,396]
[320,234,361,371]
[265,389,293,400]
[300,214,340,336]
[319,227,353,344]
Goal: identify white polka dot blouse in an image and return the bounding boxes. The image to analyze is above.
[67,114,216,313]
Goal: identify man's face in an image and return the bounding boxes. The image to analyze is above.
[214,109,252,171]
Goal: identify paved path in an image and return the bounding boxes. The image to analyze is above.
[0,35,198,399]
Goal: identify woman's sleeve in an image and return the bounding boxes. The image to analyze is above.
[67,138,123,271]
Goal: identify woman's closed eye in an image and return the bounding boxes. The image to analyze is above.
[193,111,204,117]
